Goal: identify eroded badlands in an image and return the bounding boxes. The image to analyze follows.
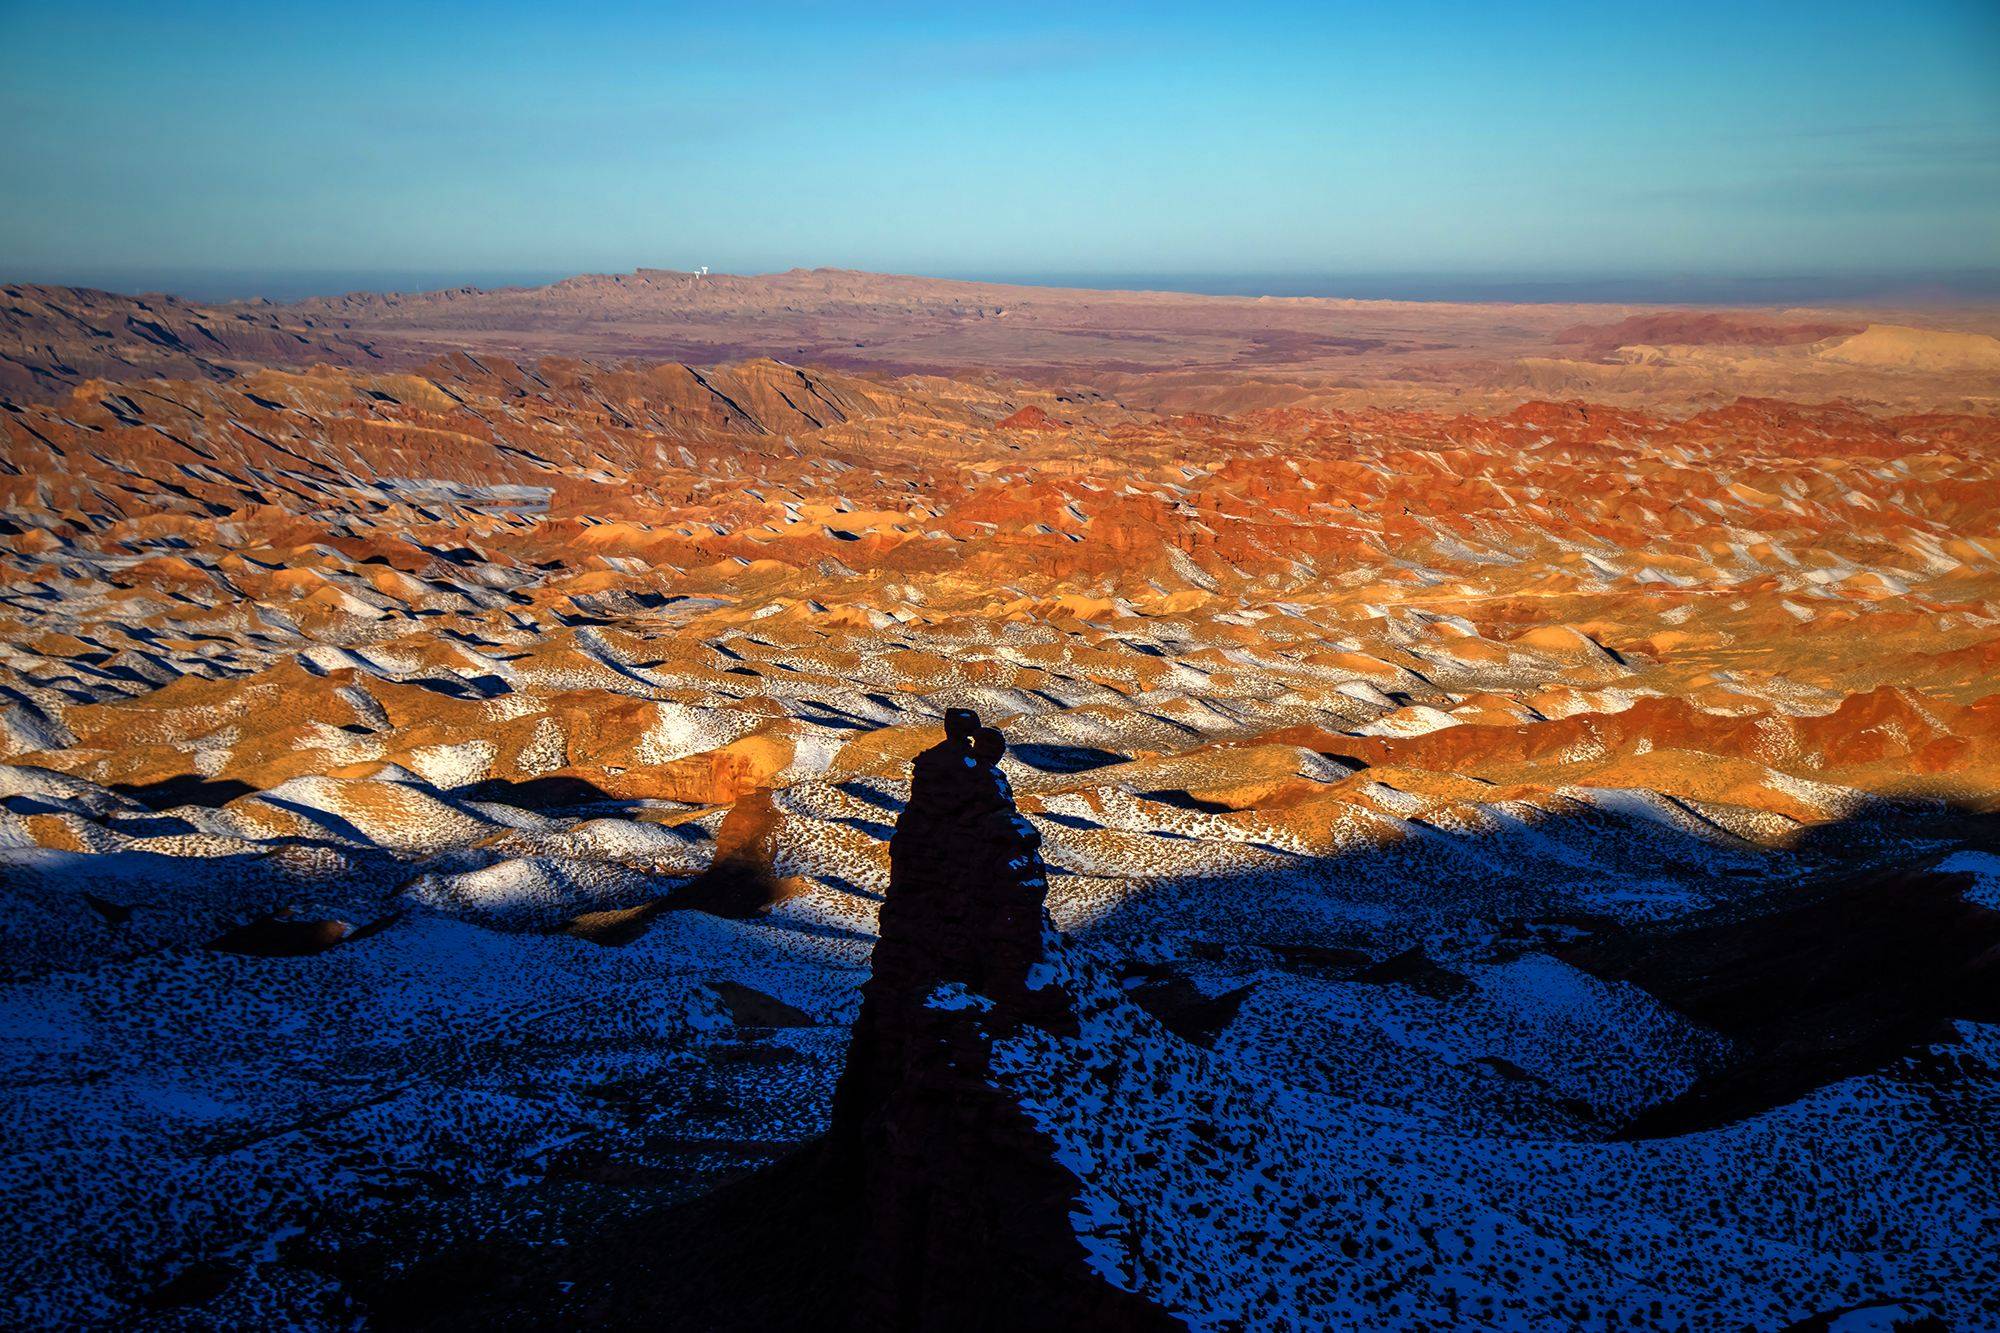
[3,279,1999,1328]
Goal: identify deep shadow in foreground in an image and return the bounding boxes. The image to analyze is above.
[341,710,1176,1330]
[1570,820,2000,1136]
[283,771,2000,1331]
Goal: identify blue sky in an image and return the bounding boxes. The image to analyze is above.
[2,0,1996,287]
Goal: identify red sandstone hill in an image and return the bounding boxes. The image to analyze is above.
[998,404,1064,430]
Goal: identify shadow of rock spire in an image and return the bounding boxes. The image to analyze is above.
[813,710,1169,1331]
[427,708,1182,1331]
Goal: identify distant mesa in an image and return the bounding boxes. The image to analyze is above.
[1552,312,1863,359]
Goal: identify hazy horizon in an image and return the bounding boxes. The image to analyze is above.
[9,264,2000,309]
